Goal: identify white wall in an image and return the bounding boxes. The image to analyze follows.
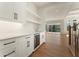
[0,20,25,38]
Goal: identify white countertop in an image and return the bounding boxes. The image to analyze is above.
[0,32,42,41]
[0,32,32,41]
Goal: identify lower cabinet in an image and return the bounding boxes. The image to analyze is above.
[0,35,34,57]
[40,32,45,45]
[0,39,16,57]
[16,35,34,57]
[25,36,34,56]
[0,47,16,57]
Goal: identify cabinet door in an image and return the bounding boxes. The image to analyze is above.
[0,39,16,51]
[0,3,13,19]
[40,33,45,45]
[13,3,27,23]
[16,36,34,57]
[0,2,27,22]
[25,36,34,56]
[16,37,26,57]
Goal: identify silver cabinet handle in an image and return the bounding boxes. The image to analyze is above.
[4,51,15,57]
[4,41,15,45]
[27,41,30,47]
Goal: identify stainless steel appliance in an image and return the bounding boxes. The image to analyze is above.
[68,20,79,56]
[34,33,40,49]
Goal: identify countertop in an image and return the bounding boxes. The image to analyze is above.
[0,32,31,41]
[0,32,41,41]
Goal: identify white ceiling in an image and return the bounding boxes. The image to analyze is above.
[34,2,74,8]
[34,2,49,7]
[34,2,79,21]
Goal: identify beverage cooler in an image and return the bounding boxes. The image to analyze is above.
[68,20,79,56]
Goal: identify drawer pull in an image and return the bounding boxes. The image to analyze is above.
[4,51,15,57]
[4,41,15,45]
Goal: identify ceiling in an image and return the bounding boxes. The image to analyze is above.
[34,2,49,7]
[34,2,74,8]
[34,2,79,21]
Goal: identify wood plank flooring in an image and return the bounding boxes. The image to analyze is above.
[31,32,72,57]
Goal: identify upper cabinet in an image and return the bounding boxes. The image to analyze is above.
[13,3,28,23]
[0,3,27,23]
[0,3,14,20]
[0,2,41,24]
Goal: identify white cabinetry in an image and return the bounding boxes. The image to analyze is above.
[0,34,34,57]
[0,3,41,24]
[40,32,46,45]
[16,35,34,57]
[16,36,25,57]
[25,34,34,56]
[0,3,27,23]
[0,3,13,20]
[13,3,27,23]
[0,38,16,57]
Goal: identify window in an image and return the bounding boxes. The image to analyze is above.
[52,25,60,32]
[46,25,61,32]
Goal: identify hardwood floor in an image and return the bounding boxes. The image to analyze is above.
[31,32,72,57]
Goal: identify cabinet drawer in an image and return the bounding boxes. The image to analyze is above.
[0,39,16,50]
[22,36,32,44]
[0,46,16,57]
